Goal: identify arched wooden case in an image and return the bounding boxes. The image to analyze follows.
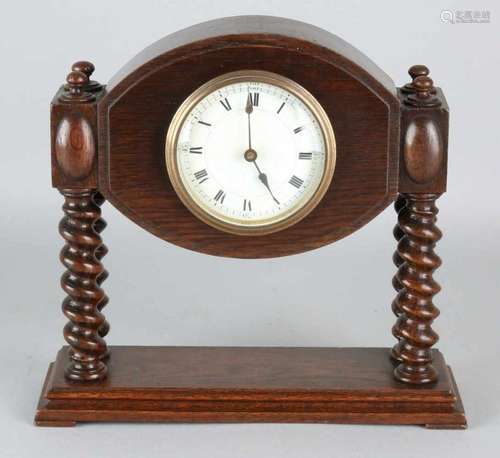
[37,16,465,429]
[97,16,400,258]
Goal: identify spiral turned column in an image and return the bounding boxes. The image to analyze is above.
[390,194,407,361]
[60,189,108,381]
[392,193,441,384]
[92,191,110,343]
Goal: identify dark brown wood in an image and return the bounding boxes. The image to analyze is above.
[51,63,104,189]
[391,193,441,384]
[401,65,434,94]
[391,65,449,383]
[55,114,95,180]
[403,113,444,184]
[92,191,110,347]
[398,67,448,194]
[60,71,95,102]
[60,189,108,381]
[97,15,400,258]
[40,17,464,427]
[390,194,407,359]
[35,346,466,428]
[71,61,103,93]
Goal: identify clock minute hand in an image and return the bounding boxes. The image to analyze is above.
[246,93,253,150]
[246,92,253,115]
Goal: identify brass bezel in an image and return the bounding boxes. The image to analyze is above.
[165,70,336,236]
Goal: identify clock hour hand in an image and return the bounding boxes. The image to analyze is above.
[257,169,280,206]
[244,149,280,205]
[251,160,280,205]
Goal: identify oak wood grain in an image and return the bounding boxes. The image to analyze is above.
[98,16,400,258]
[35,346,466,428]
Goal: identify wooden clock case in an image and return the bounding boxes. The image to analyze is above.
[36,16,466,428]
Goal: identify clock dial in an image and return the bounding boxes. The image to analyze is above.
[166,70,336,235]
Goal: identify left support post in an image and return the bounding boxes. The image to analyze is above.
[51,61,108,381]
[59,189,108,381]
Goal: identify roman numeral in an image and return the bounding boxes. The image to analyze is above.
[299,152,313,160]
[189,146,203,154]
[250,92,259,107]
[289,175,304,189]
[214,189,226,203]
[293,126,305,134]
[277,102,285,114]
[194,169,208,183]
[243,199,252,211]
[198,120,211,127]
[220,98,232,111]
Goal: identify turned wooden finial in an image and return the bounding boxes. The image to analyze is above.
[414,76,433,97]
[71,60,102,92]
[409,64,429,79]
[72,60,94,75]
[406,75,440,107]
[401,65,429,94]
[67,70,87,96]
[60,70,95,102]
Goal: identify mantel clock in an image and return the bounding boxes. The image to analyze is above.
[35,16,466,428]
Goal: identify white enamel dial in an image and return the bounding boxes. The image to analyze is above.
[166,71,336,235]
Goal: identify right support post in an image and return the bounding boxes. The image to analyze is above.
[392,65,449,384]
[391,192,441,384]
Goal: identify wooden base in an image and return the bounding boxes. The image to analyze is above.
[35,346,466,428]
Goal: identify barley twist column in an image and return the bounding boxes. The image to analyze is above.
[92,191,110,343]
[60,189,108,381]
[391,194,407,361]
[391,193,441,384]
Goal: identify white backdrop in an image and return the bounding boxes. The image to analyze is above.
[1,1,499,457]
